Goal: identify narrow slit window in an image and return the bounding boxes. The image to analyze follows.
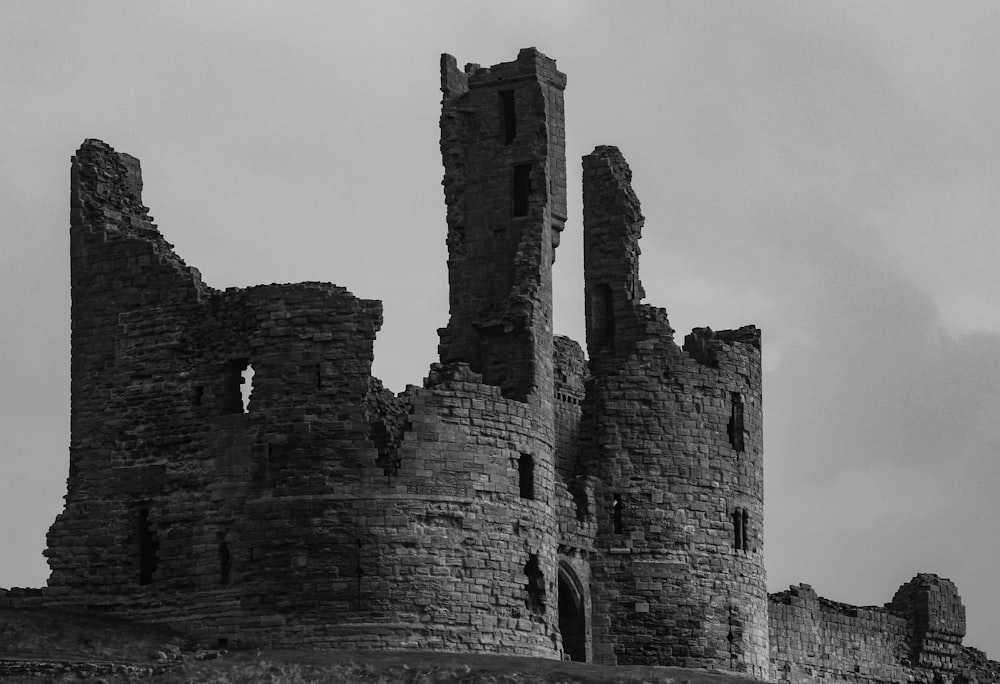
[138,507,158,585]
[589,284,615,350]
[733,508,748,551]
[219,543,231,584]
[728,391,745,452]
[224,359,253,414]
[518,453,535,499]
[512,164,531,217]
[499,89,516,144]
[732,510,742,550]
[612,493,623,534]
[741,509,750,552]
[218,534,231,585]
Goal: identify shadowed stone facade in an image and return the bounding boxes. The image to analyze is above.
[35,48,1000,682]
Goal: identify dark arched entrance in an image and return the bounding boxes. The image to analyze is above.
[558,564,587,662]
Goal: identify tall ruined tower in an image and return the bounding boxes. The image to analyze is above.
[438,47,567,406]
[36,46,1000,683]
[45,50,573,658]
[580,146,769,676]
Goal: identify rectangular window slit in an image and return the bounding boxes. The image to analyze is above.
[728,391,745,452]
[732,508,750,552]
[518,453,535,500]
[512,164,531,217]
[612,493,623,534]
[138,507,158,585]
[589,283,615,351]
[499,90,516,144]
[218,533,231,585]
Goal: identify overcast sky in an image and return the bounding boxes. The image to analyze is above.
[3,0,1000,657]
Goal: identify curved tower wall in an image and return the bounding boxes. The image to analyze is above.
[39,47,1000,682]
[580,147,768,675]
[47,47,570,657]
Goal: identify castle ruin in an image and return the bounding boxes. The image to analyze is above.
[36,48,999,682]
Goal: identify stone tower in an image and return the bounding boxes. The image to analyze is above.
[34,46,1000,684]
[438,46,567,406]
[579,146,769,676]
[45,50,573,658]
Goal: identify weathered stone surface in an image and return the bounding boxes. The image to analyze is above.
[769,576,998,683]
[36,48,1000,684]
[579,146,767,676]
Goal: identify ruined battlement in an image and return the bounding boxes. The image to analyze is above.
[439,48,566,404]
[40,49,999,683]
[768,576,990,683]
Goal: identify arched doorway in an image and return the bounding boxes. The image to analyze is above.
[558,564,587,662]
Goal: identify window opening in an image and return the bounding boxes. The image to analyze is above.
[192,385,204,406]
[355,538,364,610]
[732,508,750,551]
[732,510,742,550]
[218,534,231,585]
[224,359,253,414]
[589,284,615,350]
[499,89,517,144]
[518,453,535,500]
[524,554,546,614]
[138,507,158,585]
[570,478,590,521]
[728,391,745,451]
[612,493,623,534]
[240,364,254,412]
[512,164,531,217]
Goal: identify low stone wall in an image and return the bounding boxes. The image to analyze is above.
[769,584,910,683]
[769,578,1000,684]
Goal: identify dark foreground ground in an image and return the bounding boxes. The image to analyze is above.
[0,606,763,683]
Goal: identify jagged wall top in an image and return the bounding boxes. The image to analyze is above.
[437,47,567,402]
[71,139,208,298]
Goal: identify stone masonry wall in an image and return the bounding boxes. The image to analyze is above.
[438,48,566,405]
[580,146,769,677]
[48,139,382,636]
[769,584,911,683]
[769,577,1000,684]
[40,48,1000,681]
[45,137,565,656]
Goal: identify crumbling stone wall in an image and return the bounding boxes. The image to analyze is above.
[769,584,911,683]
[890,573,967,674]
[438,47,566,405]
[46,49,572,658]
[579,146,769,676]
[769,576,1000,684]
[48,139,387,640]
[39,47,1000,681]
